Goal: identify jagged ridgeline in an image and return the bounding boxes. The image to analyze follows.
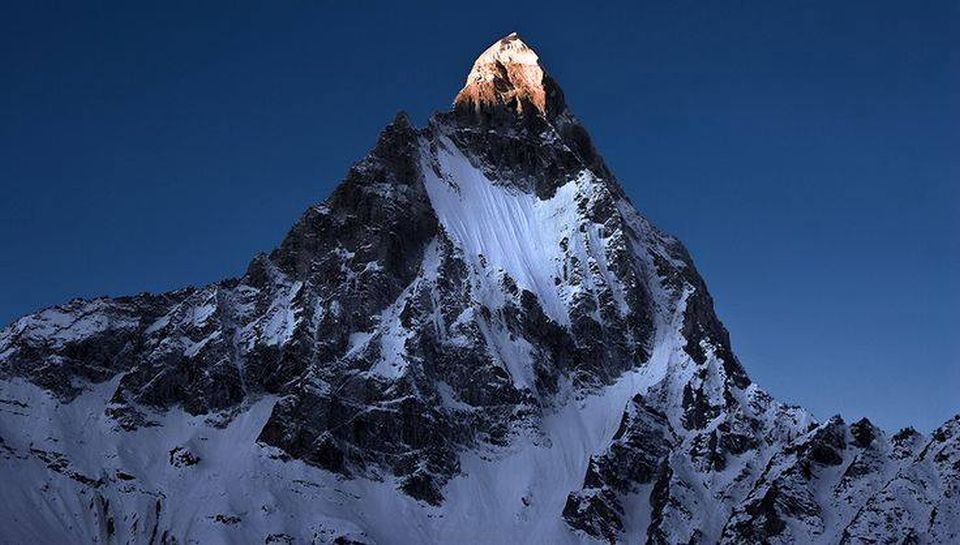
[1,33,957,545]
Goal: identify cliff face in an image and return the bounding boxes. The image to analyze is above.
[0,34,956,545]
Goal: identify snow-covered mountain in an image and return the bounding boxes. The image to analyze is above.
[1,33,957,545]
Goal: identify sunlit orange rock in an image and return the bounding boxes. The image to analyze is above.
[454,32,565,121]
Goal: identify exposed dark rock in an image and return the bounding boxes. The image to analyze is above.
[168,446,200,468]
[850,418,878,449]
[564,395,675,542]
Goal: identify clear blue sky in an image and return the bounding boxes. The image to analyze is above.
[1,1,957,432]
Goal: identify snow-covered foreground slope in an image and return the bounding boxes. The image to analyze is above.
[0,366,649,545]
[1,33,957,544]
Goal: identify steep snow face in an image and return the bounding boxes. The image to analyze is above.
[1,32,958,545]
[422,135,621,328]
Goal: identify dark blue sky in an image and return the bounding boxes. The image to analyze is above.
[2,1,957,432]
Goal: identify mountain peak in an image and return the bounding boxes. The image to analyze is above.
[453,33,565,119]
[3,31,953,545]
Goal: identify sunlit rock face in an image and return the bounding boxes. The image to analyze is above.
[0,33,957,545]
[449,33,610,199]
[454,32,562,119]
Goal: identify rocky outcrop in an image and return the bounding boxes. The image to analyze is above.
[454,32,563,121]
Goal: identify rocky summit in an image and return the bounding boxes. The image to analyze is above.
[0,34,957,545]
